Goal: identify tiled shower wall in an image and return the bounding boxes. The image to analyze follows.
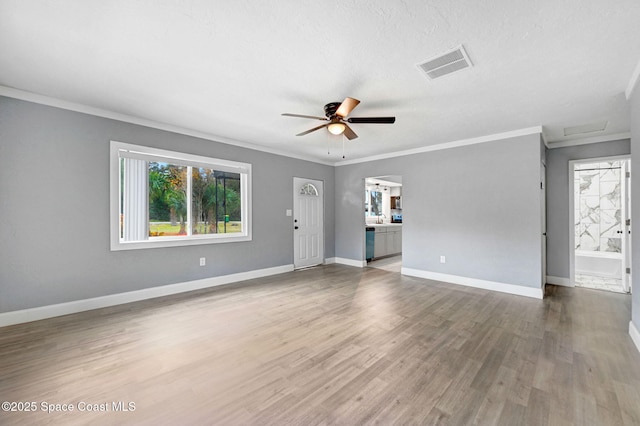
[574,161,622,252]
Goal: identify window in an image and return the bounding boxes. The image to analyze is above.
[110,141,251,250]
[299,183,319,196]
[365,189,382,217]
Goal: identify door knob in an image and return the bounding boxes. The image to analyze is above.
[294,226,299,230]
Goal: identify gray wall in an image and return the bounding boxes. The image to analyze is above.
[335,133,543,289]
[545,139,631,279]
[0,97,335,313]
[631,86,640,329]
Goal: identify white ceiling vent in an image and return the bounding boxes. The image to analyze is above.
[417,45,473,80]
[563,121,608,136]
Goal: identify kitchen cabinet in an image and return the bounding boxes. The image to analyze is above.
[387,229,402,254]
[390,196,401,209]
[371,225,402,259]
[374,228,387,258]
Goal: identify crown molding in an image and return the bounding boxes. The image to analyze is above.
[0,86,335,167]
[626,58,640,100]
[540,130,549,148]
[335,126,543,166]
[546,132,631,149]
[8,84,628,166]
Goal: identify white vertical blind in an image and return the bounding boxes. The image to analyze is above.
[123,158,148,241]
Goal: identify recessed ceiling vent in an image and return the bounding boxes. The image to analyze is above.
[417,45,473,80]
[563,121,608,136]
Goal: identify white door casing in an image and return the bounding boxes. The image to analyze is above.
[622,160,632,293]
[541,162,547,290]
[293,177,324,269]
[570,156,631,292]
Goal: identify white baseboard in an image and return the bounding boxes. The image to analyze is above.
[630,321,640,354]
[401,268,543,299]
[0,264,294,328]
[546,275,573,287]
[332,257,366,268]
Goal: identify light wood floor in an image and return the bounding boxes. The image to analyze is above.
[367,254,402,273]
[1,265,639,425]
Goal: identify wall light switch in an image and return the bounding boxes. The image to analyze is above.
[285,209,292,217]
[199,257,206,266]
[440,256,446,264]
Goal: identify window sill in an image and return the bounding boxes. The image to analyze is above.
[111,234,252,251]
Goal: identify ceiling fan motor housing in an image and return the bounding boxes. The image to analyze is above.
[324,102,342,118]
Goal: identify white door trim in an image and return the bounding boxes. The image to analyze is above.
[622,160,632,292]
[569,155,630,289]
[541,162,547,291]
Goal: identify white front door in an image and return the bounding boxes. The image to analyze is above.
[293,177,324,269]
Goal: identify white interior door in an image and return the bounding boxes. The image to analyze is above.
[293,177,324,269]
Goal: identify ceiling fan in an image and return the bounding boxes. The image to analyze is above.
[282,97,395,140]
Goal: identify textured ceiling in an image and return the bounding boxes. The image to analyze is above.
[1,0,639,164]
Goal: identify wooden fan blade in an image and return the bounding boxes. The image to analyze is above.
[296,123,329,136]
[343,124,358,140]
[347,117,396,124]
[335,97,360,117]
[282,113,328,121]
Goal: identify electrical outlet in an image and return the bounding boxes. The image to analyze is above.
[440,256,446,264]
[199,257,206,266]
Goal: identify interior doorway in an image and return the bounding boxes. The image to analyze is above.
[570,157,631,294]
[293,177,324,269]
[364,175,403,272]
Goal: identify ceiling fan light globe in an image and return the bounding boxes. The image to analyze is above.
[328,122,346,135]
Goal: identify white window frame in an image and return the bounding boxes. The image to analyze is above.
[110,141,252,250]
